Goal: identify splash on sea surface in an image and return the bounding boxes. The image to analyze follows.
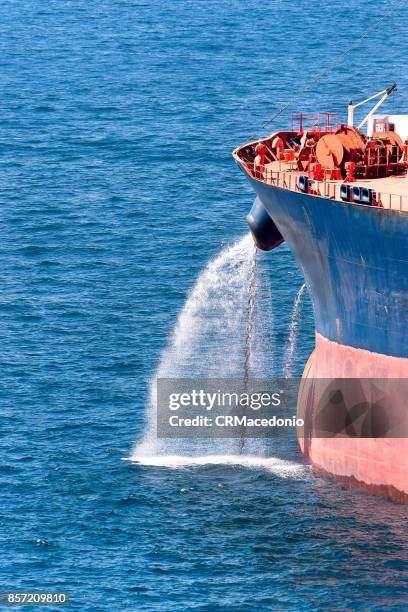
[125,453,309,479]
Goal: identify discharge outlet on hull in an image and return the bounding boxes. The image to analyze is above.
[247,197,284,251]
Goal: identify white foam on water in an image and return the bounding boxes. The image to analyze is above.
[283,283,306,378]
[125,454,308,479]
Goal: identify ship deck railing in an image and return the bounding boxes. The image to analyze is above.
[249,163,408,213]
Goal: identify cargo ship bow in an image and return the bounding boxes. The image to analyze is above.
[233,86,408,501]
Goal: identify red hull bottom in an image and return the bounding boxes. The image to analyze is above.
[298,334,408,502]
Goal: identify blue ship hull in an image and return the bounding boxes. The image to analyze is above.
[247,176,408,359]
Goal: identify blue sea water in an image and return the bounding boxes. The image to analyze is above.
[0,0,407,610]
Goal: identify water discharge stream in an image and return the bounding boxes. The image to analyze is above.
[131,234,304,475]
[134,234,258,458]
[240,243,257,453]
[283,283,306,378]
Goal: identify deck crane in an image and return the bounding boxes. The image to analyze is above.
[347,83,397,129]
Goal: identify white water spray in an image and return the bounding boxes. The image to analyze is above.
[283,283,306,378]
[132,234,274,462]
